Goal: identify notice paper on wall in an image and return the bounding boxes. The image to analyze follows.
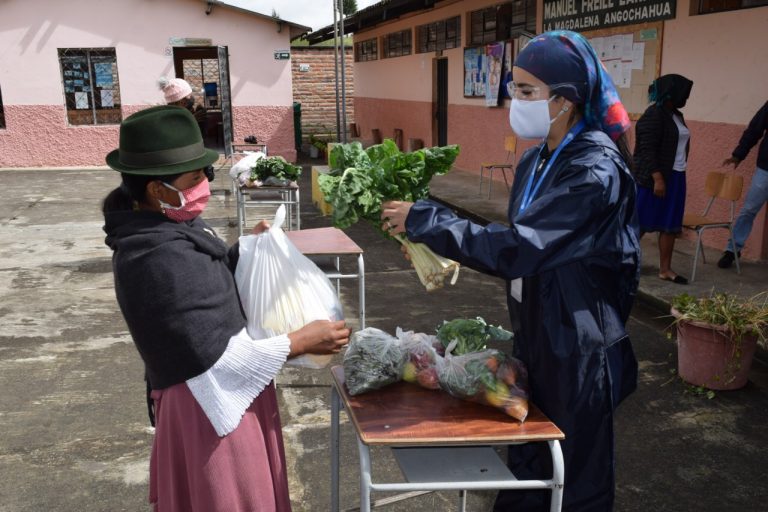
[100,89,114,108]
[75,91,89,109]
[631,42,645,70]
[588,33,642,88]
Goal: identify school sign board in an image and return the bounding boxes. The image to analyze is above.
[543,0,676,31]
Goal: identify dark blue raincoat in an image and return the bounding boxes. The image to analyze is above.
[406,129,640,511]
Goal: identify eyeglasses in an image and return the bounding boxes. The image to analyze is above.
[506,82,585,100]
[506,83,547,100]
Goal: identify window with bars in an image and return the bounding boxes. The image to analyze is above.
[355,38,378,62]
[469,1,536,46]
[58,48,122,126]
[382,29,412,58]
[416,16,461,54]
[696,0,767,13]
[0,84,5,129]
[470,6,498,44]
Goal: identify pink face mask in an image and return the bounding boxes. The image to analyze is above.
[159,179,211,222]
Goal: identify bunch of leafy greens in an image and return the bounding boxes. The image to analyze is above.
[250,156,302,183]
[318,139,460,229]
[343,327,406,396]
[436,317,513,355]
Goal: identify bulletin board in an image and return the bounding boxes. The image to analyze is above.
[583,21,664,120]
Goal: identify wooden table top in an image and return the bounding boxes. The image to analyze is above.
[331,365,564,446]
[286,227,363,255]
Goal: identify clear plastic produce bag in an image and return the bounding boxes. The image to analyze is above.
[437,342,530,422]
[397,327,443,390]
[343,327,406,395]
[229,151,266,186]
[235,205,344,369]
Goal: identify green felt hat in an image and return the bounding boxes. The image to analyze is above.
[106,105,219,175]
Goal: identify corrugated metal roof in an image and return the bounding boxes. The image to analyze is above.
[304,0,437,45]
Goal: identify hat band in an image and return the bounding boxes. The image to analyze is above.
[119,141,205,167]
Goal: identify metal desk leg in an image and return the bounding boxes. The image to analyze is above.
[356,436,374,512]
[238,190,246,237]
[331,386,341,512]
[357,254,365,329]
[296,188,301,230]
[549,440,565,512]
[334,257,341,296]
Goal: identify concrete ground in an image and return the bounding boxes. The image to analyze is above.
[0,161,766,511]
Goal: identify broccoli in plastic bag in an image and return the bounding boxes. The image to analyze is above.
[343,328,406,395]
[435,316,513,355]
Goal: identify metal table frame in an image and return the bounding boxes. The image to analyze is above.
[236,183,300,235]
[329,367,564,512]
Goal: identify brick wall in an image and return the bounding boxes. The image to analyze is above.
[291,46,354,146]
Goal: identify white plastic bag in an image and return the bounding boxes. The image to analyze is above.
[235,205,344,368]
[229,151,266,186]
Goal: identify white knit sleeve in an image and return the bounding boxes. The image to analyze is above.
[186,327,291,437]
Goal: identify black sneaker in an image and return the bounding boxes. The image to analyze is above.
[717,250,740,269]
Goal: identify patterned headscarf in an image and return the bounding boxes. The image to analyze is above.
[648,74,693,109]
[514,30,631,141]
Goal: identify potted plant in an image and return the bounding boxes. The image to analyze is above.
[670,292,767,391]
[308,134,328,159]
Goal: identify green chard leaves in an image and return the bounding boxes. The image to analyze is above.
[318,139,460,229]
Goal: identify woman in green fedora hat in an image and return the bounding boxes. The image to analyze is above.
[102,105,349,511]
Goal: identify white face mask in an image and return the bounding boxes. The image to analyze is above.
[509,97,567,140]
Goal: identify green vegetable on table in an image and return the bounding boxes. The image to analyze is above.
[318,139,462,291]
[249,156,302,183]
[435,316,513,355]
[343,327,407,396]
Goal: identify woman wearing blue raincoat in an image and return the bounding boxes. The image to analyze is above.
[381,31,640,511]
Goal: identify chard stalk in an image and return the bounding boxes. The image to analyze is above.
[394,234,460,292]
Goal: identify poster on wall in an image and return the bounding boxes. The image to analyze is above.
[464,47,486,97]
[485,42,505,107]
[94,62,113,88]
[100,89,114,108]
[75,91,89,109]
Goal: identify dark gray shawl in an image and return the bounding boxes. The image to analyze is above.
[104,211,245,389]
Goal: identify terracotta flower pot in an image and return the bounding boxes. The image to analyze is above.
[672,308,758,390]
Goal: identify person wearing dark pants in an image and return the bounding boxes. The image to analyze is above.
[381,31,640,511]
[718,100,768,269]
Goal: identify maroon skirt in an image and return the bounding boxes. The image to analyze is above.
[149,382,292,512]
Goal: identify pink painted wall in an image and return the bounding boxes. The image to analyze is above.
[232,106,295,158]
[354,97,432,148]
[682,120,767,260]
[0,0,298,166]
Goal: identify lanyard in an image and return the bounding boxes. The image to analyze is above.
[518,119,586,214]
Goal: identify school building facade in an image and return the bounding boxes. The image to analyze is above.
[307,0,767,260]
